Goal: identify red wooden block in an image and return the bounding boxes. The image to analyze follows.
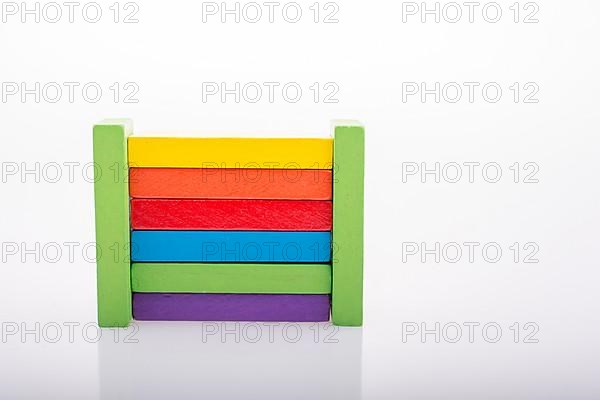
[131,199,332,231]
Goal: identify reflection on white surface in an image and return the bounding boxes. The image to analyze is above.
[98,322,363,400]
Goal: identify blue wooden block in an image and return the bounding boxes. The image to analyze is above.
[130,231,331,263]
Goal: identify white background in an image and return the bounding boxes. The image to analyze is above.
[1,0,599,399]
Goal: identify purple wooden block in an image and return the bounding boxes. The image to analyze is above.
[133,293,331,322]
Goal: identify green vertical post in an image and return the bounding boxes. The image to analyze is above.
[332,121,365,326]
[93,119,133,327]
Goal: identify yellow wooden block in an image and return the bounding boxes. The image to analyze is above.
[128,137,333,169]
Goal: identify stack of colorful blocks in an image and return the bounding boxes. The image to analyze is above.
[93,119,364,327]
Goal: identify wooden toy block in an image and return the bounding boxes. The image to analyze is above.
[133,294,331,322]
[131,263,331,294]
[129,168,333,200]
[93,119,132,327]
[94,119,364,327]
[128,137,333,169]
[130,199,332,231]
[332,122,365,326]
[131,230,331,262]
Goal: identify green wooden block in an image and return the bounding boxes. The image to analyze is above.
[131,263,332,294]
[93,119,133,327]
[332,121,365,326]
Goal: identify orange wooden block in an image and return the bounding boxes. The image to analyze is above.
[129,168,332,200]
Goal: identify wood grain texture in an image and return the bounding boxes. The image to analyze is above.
[128,137,333,169]
[129,168,332,200]
[93,119,132,328]
[131,263,332,294]
[131,199,332,231]
[331,122,365,327]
